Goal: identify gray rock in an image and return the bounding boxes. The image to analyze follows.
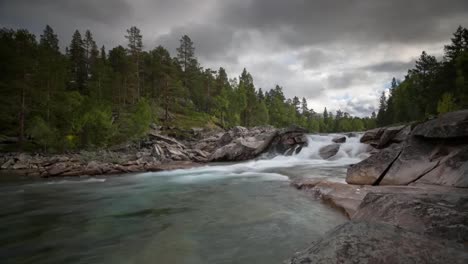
[346,144,402,185]
[377,125,405,148]
[412,110,468,138]
[360,127,384,145]
[319,144,340,159]
[332,136,346,143]
[353,192,468,243]
[393,124,412,142]
[380,137,439,185]
[416,145,468,187]
[288,221,468,264]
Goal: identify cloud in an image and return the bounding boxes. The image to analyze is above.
[1,0,467,116]
[362,61,415,73]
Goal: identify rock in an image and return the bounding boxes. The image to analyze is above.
[1,158,15,169]
[288,221,468,264]
[412,110,468,138]
[346,144,402,185]
[305,181,369,217]
[346,132,359,137]
[377,125,405,148]
[379,137,439,185]
[148,131,186,149]
[210,136,269,161]
[332,136,346,143]
[360,127,384,145]
[47,162,73,176]
[266,126,307,155]
[416,145,468,187]
[393,124,412,142]
[319,144,340,159]
[353,192,468,243]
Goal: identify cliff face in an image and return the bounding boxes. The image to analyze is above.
[290,110,468,264]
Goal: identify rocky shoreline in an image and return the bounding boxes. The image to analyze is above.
[0,126,307,178]
[289,110,468,263]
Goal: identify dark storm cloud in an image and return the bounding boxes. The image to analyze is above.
[362,60,415,73]
[1,0,468,116]
[0,0,132,25]
[219,0,468,46]
[155,24,238,62]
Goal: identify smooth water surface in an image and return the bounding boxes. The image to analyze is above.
[0,134,368,264]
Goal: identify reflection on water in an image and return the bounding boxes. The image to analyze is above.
[0,134,366,264]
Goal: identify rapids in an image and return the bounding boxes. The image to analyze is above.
[0,134,368,264]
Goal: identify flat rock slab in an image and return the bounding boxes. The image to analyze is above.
[288,221,468,264]
[353,191,468,243]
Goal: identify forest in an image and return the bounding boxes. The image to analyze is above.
[376,26,468,127]
[0,25,377,151]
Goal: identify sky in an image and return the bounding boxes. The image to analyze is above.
[1,0,468,117]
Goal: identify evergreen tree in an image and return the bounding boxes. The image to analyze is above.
[68,30,87,93]
[125,26,143,103]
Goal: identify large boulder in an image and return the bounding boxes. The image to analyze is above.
[209,135,274,161]
[412,110,468,138]
[379,137,439,185]
[319,144,340,159]
[332,136,346,143]
[346,144,402,185]
[266,126,307,155]
[288,221,468,264]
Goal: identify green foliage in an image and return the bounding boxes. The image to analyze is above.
[0,25,381,153]
[27,116,56,151]
[377,26,468,127]
[437,93,458,114]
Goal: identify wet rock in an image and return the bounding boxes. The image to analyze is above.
[412,110,468,138]
[332,136,346,143]
[319,144,340,159]
[288,221,468,264]
[346,144,402,185]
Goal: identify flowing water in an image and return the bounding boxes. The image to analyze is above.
[0,134,369,264]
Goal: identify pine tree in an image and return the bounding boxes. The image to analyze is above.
[68,30,87,93]
[376,91,387,126]
[125,26,143,103]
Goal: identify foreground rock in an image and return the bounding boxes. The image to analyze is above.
[288,221,468,264]
[291,179,468,263]
[290,111,468,264]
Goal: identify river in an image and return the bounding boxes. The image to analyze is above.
[0,134,369,264]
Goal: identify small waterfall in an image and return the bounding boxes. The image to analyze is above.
[295,134,370,160]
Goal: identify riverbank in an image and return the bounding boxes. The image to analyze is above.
[0,126,308,178]
[289,110,468,263]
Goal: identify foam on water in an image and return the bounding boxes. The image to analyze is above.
[145,133,369,183]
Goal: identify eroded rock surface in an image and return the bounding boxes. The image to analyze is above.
[288,221,468,264]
